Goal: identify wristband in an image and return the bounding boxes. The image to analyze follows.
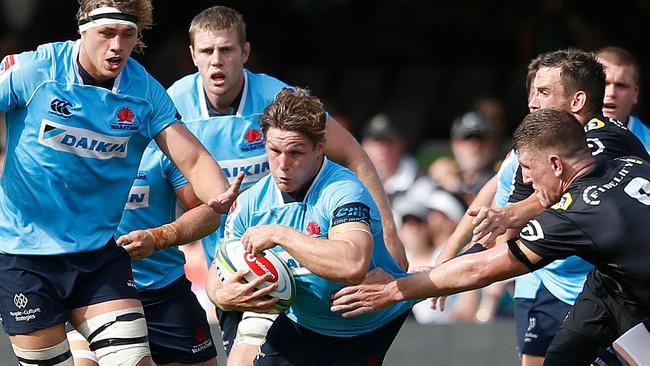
[146,223,182,250]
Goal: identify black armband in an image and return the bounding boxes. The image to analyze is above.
[507,238,548,271]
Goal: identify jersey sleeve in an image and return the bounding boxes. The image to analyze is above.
[146,75,182,139]
[324,179,373,230]
[0,49,48,112]
[586,118,650,162]
[160,151,188,191]
[516,210,594,262]
[223,194,249,239]
[494,149,518,208]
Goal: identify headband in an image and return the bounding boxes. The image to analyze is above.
[78,7,139,33]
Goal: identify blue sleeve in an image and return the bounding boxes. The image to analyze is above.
[223,194,250,239]
[146,75,181,139]
[0,50,47,112]
[324,179,373,230]
[161,152,188,191]
[494,150,518,208]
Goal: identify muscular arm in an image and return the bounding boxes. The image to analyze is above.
[244,221,373,285]
[155,123,229,205]
[323,116,407,269]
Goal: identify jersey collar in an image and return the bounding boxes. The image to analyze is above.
[197,69,248,119]
[71,40,124,93]
[274,158,329,204]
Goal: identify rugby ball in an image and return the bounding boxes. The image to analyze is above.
[215,238,296,313]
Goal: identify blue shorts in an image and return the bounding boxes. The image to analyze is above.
[514,284,572,357]
[0,240,138,334]
[139,275,217,364]
[254,311,408,365]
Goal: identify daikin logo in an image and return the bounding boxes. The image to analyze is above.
[38,119,129,159]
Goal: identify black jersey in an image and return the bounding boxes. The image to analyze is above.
[508,114,650,204]
[513,157,650,304]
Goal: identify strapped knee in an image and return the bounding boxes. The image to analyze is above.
[66,328,98,363]
[12,340,74,366]
[76,307,150,366]
[234,312,277,347]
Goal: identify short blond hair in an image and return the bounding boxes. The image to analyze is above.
[189,6,246,47]
[260,88,327,146]
[77,0,153,53]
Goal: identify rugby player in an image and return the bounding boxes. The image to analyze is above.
[167,6,408,365]
[0,1,230,365]
[209,88,412,365]
[332,108,650,365]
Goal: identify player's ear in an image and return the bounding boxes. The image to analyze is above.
[242,42,250,64]
[189,45,198,67]
[571,91,587,114]
[549,155,563,177]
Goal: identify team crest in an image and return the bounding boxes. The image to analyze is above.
[110,107,139,131]
[520,220,544,241]
[306,221,321,236]
[240,128,264,151]
[584,118,605,132]
[551,193,573,211]
[0,54,19,84]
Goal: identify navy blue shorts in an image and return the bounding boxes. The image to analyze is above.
[254,311,408,366]
[216,307,243,355]
[0,240,138,334]
[139,275,217,365]
[514,285,572,357]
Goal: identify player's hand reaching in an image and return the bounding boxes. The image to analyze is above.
[116,230,157,260]
[213,269,279,313]
[208,172,245,214]
[330,268,397,317]
[242,225,283,257]
[468,206,510,246]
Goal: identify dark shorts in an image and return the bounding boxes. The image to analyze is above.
[546,271,650,365]
[139,275,217,365]
[0,240,138,334]
[514,284,572,357]
[254,311,408,366]
[216,307,243,355]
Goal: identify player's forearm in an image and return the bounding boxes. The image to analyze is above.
[147,204,220,251]
[508,195,544,228]
[183,152,229,203]
[273,227,370,285]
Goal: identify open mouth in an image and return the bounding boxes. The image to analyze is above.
[603,103,617,112]
[106,57,122,70]
[210,71,226,84]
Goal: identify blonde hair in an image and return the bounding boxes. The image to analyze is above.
[189,6,246,47]
[77,0,153,53]
[260,88,327,146]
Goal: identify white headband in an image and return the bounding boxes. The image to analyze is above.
[78,7,138,33]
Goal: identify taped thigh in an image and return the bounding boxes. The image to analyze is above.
[234,312,277,347]
[12,340,74,366]
[66,328,98,363]
[76,307,150,366]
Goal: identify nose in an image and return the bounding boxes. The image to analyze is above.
[210,50,223,66]
[110,35,125,53]
[604,83,615,98]
[522,167,532,185]
[528,92,540,112]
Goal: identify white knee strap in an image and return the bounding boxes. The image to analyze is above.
[234,312,277,347]
[76,307,150,366]
[66,328,99,363]
[12,340,74,366]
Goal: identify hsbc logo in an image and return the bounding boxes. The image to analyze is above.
[38,119,129,159]
[520,220,544,241]
[13,293,28,309]
[49,99,73,119]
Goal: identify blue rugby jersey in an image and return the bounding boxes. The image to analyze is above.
[168,70,287,265]
[224,159,413,337]
[116,142,188,290]
[0,41,179,255]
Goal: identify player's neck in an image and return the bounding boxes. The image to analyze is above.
[205,75,245,114]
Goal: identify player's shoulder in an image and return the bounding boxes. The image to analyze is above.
[167,73,199,98]
[584,115,629,134]
[244,69,290,101]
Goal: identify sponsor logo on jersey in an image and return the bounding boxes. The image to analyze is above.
[125,185,150,209]
[0,54,18,84]
[624,177,650,206]
[48,99,73,119]
[306,221,321,236]
[110,107,139,131]
[276,250,311,276]
[332,202,371,227]
[582,161,636,206]
[520,220,544,241]
[586,137,605,156]
[220,154,270,184]
[551,193,573,210]
[38,119,129,159]
[240,128,264,151]
[584,118,605,132]
[135,171,147,180]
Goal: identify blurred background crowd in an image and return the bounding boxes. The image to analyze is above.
[1,0,650,326]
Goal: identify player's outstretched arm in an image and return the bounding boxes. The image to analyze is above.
[331,241,535,317]
[470,194,543,244]
[155,123,229,208]
[322,116,408,270]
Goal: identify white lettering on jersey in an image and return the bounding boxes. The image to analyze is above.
[125,185,150,209]
[275,250,312,276]
[520,220,544,241]
[219,154,269,184]
[38,119,129,159]
[624,177,650,206]
[0,55,19,84]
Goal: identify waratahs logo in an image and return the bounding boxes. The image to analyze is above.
[110,107,139,131]
[306,221,321,236]
[39,119,129,159]
[241,128,264,151]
